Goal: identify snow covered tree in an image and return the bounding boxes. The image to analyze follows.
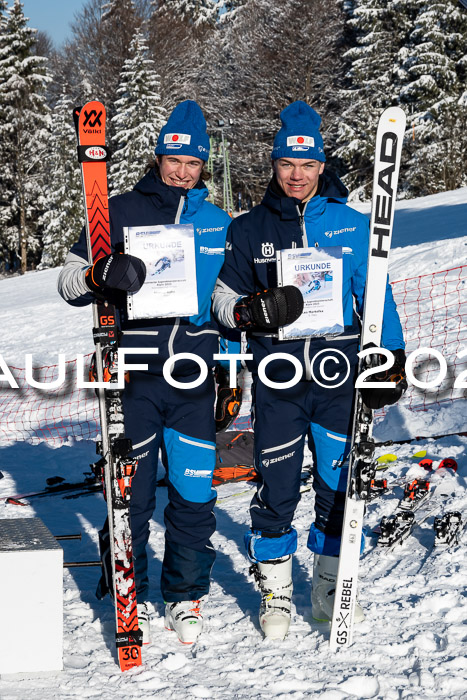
[217,0,245,16]
[40,90,84,267]
[64,0,141,113]
[335,0,467,198]
[334,0,409,199]
[101,0,140,109]
[110,30,166,194]
[0,0,51,273]
[399,0,467,195]
[217,0,345,204]
[153,0,218,25]
[148,0,220,113]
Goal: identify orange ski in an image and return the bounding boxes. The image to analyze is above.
[75,101,142,671]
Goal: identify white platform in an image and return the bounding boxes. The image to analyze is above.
[0,518,63,676]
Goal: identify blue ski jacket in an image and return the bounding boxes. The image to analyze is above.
[212,171,404,379]
[59,169,232,375]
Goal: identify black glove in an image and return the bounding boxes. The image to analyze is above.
[233,286,303,331]
[360,348,408,410]
[85,253,146,298]
[214,365,243,432]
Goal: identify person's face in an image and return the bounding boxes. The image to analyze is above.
[273,158,325,201]
[157,155,204,189]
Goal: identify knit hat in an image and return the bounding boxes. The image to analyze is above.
[155,100,210,161]
[271,101,326,162]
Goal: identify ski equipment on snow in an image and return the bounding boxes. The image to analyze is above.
[2,477,102,505]
[374,461,458,548]
[376,488,442,551]
[74,101,142,671]
[378,511,415,548]
[434,511,463,546]
[376,453,397,465]
[367,477,389,500]
[329,106,406,651]
[398,478,431,511]
[374,431,467,447]
[438,458,458,472]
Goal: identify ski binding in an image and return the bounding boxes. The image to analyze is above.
[398,478,431,511]
[378,511,415,548]
[434,511,463,547]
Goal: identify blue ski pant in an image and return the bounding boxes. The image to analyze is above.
[97,371,217,603]
[245,364,357,562]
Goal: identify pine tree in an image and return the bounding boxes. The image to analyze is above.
[217,0,344,205]
[217,0,245,16]
[65,0,141,114]
[110,30,166,194]
[334,0,408,199]
[40,90,84,267]
[154,0,218,25]
[101,0,140,110]
[335,0,467,198]
[0,0,51,273]
[399,0,467,195]
[148,0,220,113]
[0,0,8,272]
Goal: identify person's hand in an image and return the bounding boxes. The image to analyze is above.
[233,286,303,330]
[85,253,146,299]
[360,348,407,409]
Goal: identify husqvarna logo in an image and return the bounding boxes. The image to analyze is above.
[262,242,274,257]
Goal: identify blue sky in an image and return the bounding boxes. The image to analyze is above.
[22,0,86,47]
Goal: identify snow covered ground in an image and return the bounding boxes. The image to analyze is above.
[0,187,466,698]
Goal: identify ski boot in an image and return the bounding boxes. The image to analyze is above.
[137,601,151,645]
[164,595,207,644]
[251,555,293,640]
[311,554,365,623]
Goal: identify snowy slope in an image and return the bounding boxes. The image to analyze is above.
[350,185,467,282]
[0,188,466,698]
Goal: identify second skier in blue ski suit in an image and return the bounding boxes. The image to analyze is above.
[212,101,407,639]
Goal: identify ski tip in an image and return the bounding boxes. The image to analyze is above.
[412,449,427,459]
[381,105,406,124]
[419,458,433,471]
[6,497,28,506]
[376,453,397,464]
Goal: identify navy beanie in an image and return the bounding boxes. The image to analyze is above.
[271,101,326,162]
[155,100,210,161]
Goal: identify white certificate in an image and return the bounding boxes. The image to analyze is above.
[124,224,198,320]
[277,246,344,340]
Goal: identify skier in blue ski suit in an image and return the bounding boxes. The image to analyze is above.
[58,101,233,644]
[212,101,406,636]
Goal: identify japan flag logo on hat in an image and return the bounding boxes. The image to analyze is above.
[286,135,315,147]
[164,133,191,145]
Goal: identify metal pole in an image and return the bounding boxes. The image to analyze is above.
[64,561,101,568]
[221,127,227,211]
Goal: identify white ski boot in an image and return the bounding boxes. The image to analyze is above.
[311,554,365,623]
[164,595,207,644]
[137,601,151,645]
[252,555,293,640]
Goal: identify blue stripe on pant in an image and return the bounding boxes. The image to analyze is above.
[247,367,356,561]
[97,371,217,603]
